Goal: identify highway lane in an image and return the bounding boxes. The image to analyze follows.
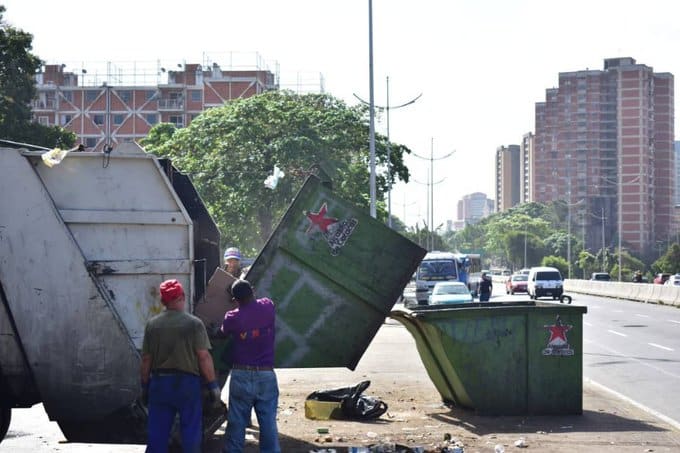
[572,292,680,425]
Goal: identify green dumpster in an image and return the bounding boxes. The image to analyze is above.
[391,301,587,415]
[239,174,426,370]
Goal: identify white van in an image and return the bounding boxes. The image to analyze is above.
[527,266,563,300]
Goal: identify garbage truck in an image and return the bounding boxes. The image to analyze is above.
[0,143,425,443]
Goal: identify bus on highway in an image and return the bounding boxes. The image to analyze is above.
[414,251,481,305]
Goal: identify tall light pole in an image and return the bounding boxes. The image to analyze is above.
[368,0,376,218]
[412,139,455,251]
[354,79,422,227]
[524,222,528,269]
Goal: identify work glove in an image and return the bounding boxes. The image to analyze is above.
[141,381,149,406]
[207,381,222,406]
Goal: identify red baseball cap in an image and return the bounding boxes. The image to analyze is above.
[159,279,184,304]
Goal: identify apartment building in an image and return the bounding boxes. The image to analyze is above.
[495,145,521,212]
[533,57,674,255]
[32,58,278,152]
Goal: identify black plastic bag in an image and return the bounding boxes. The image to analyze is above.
[306,380,388,420]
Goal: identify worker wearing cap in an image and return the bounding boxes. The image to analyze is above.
[141,279,221,453]
[221,279,280,452]
[223,247,242,277]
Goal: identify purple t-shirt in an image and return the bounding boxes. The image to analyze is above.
[220,297,275,367]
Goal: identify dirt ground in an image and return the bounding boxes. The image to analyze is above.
[201,377,680,453]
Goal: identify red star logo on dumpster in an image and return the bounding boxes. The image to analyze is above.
[305,203,338,234]
[547,323,572,345]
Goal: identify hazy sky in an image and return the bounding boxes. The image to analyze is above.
[4,0,680,228]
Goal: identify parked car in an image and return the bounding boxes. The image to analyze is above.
[505,274,528,294]
[654,273,671,284]
[664,274,680,286]
[590,272,611,281]
[527,266,564,300]
[428,281,474,305]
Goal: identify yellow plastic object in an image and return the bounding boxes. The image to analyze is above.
[304,399,343,420]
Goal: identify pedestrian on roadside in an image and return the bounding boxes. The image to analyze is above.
[221,279,280,453]
[223,247,242,278]
[140,279,222,453]
[479,272,493,302]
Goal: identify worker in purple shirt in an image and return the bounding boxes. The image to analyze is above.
[220,279,280,453]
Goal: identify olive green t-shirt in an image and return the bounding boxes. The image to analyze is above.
[142,310,211,376]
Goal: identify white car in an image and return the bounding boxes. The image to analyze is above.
[428,282,473,305]
[664,274,680,286]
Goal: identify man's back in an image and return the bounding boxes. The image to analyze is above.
[222,297,275,367]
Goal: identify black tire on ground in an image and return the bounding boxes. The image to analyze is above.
[0,406,10,443]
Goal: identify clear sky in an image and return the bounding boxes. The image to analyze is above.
[4,0,680,229]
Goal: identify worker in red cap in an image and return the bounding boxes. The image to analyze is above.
[140,279,221,452]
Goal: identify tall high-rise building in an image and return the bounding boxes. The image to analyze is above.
[521,133,534,203]
[495,145,521,212]
[457,192,493,226]
[31,56,286,152]
[533,57,674,255]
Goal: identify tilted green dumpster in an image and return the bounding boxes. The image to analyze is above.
[236,174,426,370]
[391,301,587,415]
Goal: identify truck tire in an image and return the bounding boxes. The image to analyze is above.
[0,406,10,443]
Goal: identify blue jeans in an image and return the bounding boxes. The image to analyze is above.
[223,369,280,453]
[146,373,202,453]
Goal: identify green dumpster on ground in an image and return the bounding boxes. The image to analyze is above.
[391,301,587,415]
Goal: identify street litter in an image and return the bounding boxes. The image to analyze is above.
[514,437,528,448]
[305,381,388,420]
[494,444,505,453]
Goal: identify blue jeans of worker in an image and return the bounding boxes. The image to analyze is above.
[147,373,202,453]
[223,369,280,453]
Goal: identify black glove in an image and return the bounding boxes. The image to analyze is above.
[207,381,222,404]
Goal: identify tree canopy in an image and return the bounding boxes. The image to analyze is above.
[142,91,411,253]
[0,5,74,148]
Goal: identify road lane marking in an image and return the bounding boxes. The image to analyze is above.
[649,343,674,352]
[607,329,627,337]
[583,321,593,327]
[613,309,624,313]
[635,314,650,318]
[670,320,680,325]
[584,339,680,380]
[585,378,680,432]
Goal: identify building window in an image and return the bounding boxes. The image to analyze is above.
[60,114,73,126]
[145,113,158,125]
[117,90,132,103]
[190,90,201,102]
[61,91,73,103]
[146,90,157,101]
[85,137,98,148]
[38,116,49,126]
[85,90,99,103]
[93,114,105,125]
[113,114,125,125]
[169,115,184,127]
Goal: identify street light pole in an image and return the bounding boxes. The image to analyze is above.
[524,222,528,269]
[368,0,376,218]
[354,81,422,228]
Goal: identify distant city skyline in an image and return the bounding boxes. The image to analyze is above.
[4,0,680,229]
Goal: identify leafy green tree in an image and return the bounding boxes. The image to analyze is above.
[610,249,645,281]
[141,91,411,251]
[0,6,74,148]
[651,243,680,274]
[541,255,568,276]
[577,250,597,277]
